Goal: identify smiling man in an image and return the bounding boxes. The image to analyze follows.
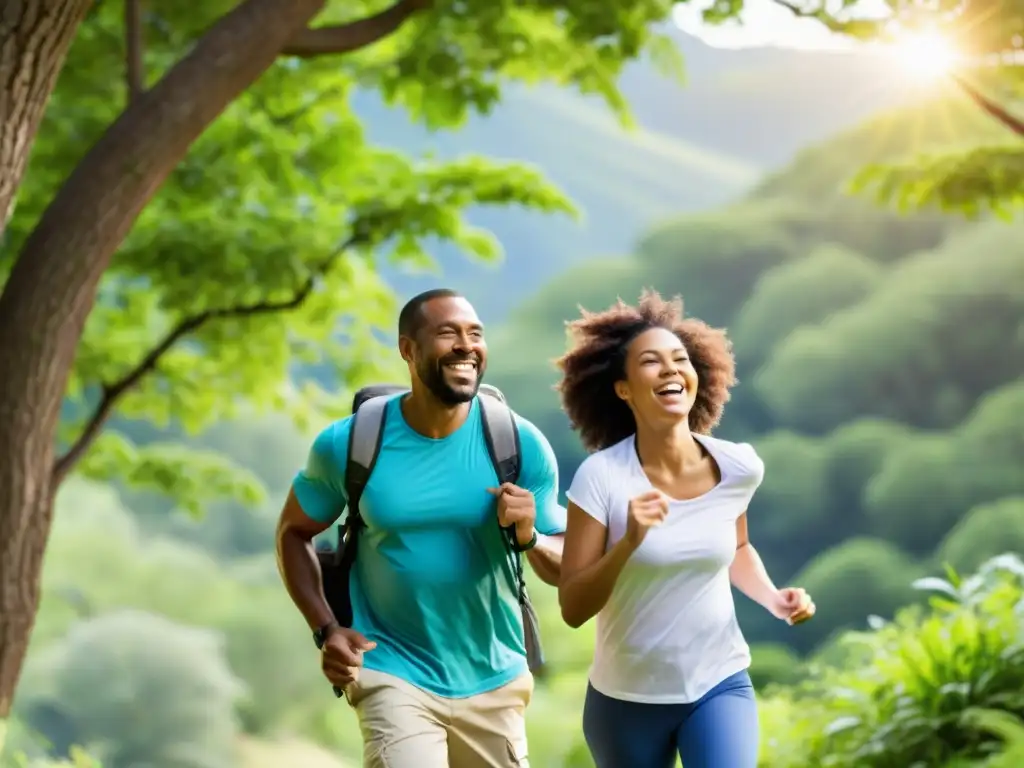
[275,288,565,768]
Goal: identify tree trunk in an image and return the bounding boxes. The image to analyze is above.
[0,0,330,717]
[0,0,93,232]
[0,474,53,718]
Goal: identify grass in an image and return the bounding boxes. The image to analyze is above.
[236,735,352,768]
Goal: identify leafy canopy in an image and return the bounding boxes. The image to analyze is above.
[1,0,692,509]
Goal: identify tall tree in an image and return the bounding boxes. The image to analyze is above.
[0,0,684,715]
[0,0,93,227]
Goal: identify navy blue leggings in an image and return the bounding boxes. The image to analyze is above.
[582,670,759,768]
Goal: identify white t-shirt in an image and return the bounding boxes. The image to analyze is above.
[565,432,764,704]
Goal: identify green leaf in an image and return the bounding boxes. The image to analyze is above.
[851,146,1024,218]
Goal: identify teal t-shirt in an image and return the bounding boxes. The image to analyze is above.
[292,393,565,698]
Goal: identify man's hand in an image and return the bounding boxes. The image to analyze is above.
[321,627,376,688]
[769,587,816,626]
[488,483,537,547]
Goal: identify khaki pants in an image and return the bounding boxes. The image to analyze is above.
[347,668,533,768]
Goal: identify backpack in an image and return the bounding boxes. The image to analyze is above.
[317,383,546,697]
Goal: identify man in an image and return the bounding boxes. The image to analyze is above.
[276,288,565,768]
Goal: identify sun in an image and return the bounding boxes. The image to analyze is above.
[891,30,961,80]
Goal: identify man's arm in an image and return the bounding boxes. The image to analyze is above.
[525,532,564,586]
[275,489,337,631]
[276,422,349,631]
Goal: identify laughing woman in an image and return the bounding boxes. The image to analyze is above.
[556,290,815,768]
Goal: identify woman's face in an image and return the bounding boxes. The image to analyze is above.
[615,327,699,426]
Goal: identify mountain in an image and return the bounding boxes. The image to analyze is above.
[364,27,932,321]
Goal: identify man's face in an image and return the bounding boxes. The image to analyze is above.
[403,296,487,405]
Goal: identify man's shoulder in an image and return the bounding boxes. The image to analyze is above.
[310,414,356,462]
[509,409,557,465]
[510,409,546,444]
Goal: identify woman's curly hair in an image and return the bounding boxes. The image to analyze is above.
[555,290,737,453]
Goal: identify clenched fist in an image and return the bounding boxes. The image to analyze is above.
[625,490,670,549]
[769,587,816,626]
[488,483,537,547]
[322,627,376,688]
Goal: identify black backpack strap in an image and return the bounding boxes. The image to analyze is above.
[479,393,521,486]
[479,393,526,597]
[338,395,389,551]
[478,393,546,673]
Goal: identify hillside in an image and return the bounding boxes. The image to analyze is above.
[482,94,1024,656]
[359,27,943,320]
[8,17,1023,766]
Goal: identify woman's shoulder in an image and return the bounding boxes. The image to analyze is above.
[699,434,765,485]
[585,436,635,469]
[569,437,634,485]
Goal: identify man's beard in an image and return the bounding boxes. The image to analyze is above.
[418,353,484,405]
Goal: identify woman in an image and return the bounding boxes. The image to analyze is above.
[556,290,815,768]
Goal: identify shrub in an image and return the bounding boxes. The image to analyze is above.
[760,554,1024,767]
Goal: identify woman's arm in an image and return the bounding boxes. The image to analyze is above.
[730,512,816,624]
[729,512,779,611]
[558,502,636,628]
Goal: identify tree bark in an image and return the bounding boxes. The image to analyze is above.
[0,0,331,718]
[0,0,92,232]
[0,479,53,718]
[281,0,430,58]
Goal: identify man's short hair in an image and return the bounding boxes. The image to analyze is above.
[398,288,463,339]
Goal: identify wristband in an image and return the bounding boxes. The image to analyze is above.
[513,530,538,552]
[313,621,339,649]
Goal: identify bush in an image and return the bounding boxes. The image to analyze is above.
[760,555,1024,767]
[16,611,242,768]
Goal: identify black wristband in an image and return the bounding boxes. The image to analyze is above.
[313,621,339,649]
[513,530,538,552]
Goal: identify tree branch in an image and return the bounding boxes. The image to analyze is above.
[280,0,432,58]
[768,0,1024,136]
[52,237,361,483]
[765,0,881,35]
[125,0,145,101]
[950,73,1024,137]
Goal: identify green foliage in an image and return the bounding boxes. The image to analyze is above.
[759,555,1024,767]
[1,746,98,768]
[937,498,1024,575]
[748,643,805,689]
[7,7,1023,758]
[78,435,265,518]
[731,244,882,369]
[22,480,327,747]
[854,145,1024,217]
[489,101,1024,657]
[962,709,1024,767]
[7,0,704,513]
[756,222,1024,433]
[864,382,1024,553]
[18,610,241,768]
[635,205,801,327]
[789,538,922,652]
[815,0,1024,214]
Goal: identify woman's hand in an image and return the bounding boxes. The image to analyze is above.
[625,490,670,549]
[769,587,815,625]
